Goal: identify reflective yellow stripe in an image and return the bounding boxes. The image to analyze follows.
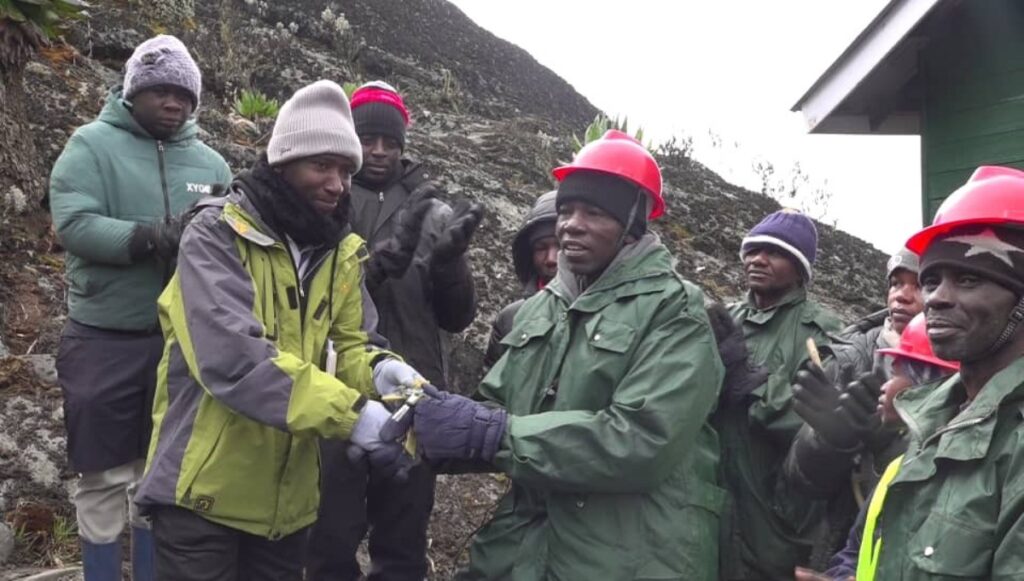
[856,455,904,581]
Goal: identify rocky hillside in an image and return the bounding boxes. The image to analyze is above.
[0,0,887,577]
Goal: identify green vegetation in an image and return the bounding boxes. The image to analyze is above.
[342,81,360,99]
[0,0,89,70]
[573,114,646,152]
[234,89,280,121]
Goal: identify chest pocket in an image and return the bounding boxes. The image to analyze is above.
[908,510,993,577]
[577,315,637,390]
[500,317,554,350]
[585,315,636,354]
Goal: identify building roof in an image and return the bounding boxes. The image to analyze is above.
[792,0,947,134]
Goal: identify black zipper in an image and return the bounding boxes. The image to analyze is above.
[157,140,171,220]
[157,140,172,282]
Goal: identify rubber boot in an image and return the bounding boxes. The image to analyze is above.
[131,526,156,581]
[81,538,122,581]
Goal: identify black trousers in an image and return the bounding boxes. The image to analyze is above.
[151,505,307,581]
[306,439,435,581]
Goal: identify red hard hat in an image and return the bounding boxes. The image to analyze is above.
[552,130,665,219]
[906,166,1024,255]
[877,313,960,372]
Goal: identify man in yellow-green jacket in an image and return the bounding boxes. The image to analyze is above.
[134,80,427,581]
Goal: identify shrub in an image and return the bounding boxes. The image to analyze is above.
[572,114,646,152]
[0,0,89,70]
[234,89,280,121]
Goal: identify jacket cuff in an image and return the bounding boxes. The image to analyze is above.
[128,223,154,262]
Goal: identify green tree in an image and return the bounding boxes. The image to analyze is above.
[0,0,88,206]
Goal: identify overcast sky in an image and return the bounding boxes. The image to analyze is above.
[447,0,921,254]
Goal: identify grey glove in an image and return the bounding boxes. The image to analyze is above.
[372,358,426,397]
[350,400,392,451]
[412,385,507,462]
[431,201,483,265]
[348,400,416,481]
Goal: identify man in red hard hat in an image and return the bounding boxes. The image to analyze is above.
[406,130,725,579]
[852,165,1024,579]
[794,312,959,581]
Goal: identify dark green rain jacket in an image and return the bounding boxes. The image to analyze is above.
[461,235,725,581]
[869,356,1024,579]
[716,288,841,580]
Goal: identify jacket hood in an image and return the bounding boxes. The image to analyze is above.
[98,86,199,143]
[512,190,558,287]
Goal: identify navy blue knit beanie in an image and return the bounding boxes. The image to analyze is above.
[740,209,818,280]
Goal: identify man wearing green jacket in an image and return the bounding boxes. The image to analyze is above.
[409,130,726,580]
[715,209,842,580]
[48,35,230,581]
[134,80,427,580]
[858,165,1024,580]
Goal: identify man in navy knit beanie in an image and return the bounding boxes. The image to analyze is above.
[713,209,843,580]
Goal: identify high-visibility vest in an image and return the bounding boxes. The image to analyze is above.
[856,455,904,581]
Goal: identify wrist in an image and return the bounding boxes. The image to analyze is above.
[812,428,863,454]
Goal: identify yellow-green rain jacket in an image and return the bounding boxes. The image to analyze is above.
[135,191,392,539]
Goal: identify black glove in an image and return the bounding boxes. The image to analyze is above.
[836,366,886,442]
[365,196,433,287]
[706,304,769,407]
[129,215,187,262]
[346,440,417,482]
[431,201,483,265]
[792,362,883,451]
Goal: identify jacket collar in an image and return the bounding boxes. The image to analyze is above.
[547,233,672,311]
[893,356,1024,483]
[221,191,278,247]
[352,159,426,236]
[98,86,199,143]
[736,287,807,326]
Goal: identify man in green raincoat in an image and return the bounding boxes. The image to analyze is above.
[857,165,1024,580]
[407,130,725,580]
[715,209,842,580]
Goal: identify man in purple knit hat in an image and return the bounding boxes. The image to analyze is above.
[712,209,843,580]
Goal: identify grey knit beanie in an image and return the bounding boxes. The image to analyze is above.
[123,35,202,108]
[267,80,362,170]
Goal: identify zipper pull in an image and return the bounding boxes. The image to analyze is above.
[379,191,384,203]
[157,140,164,152]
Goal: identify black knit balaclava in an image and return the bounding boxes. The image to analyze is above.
[555,171,647,238]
